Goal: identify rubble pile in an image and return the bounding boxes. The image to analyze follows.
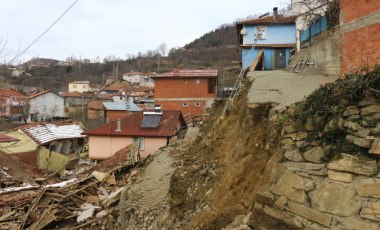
[252,66,380,229]
[0,142,139,230]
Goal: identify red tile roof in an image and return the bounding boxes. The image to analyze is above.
[60,91,86,97]
[83,110,186,137]
[123,71,144,75]
[152,69,218,79]
[236,15,296,25]
[0,88,26,97]
[27,90,52,99]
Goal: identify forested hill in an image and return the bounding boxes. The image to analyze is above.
[2,23,241,92]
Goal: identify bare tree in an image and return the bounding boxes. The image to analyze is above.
[157,43,168,57]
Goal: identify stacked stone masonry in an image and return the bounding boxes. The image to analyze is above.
[255,99,380,229]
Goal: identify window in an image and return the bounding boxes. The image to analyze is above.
[182,102,189,107]
[195,102,201,107]
[73,85,77,89]
[83,85,87,89]
[136,137,145,150]
[255,26,267,40]
[195,79,200,84]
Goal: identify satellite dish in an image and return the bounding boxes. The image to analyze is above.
[240,28,247,35]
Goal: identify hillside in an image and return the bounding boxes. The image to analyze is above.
[1,24,241,93]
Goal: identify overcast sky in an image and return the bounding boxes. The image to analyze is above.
[0,0,289,64]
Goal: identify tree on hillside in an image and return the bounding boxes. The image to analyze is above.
[157,43,168,57]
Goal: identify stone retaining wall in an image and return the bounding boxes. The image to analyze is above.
[254,98,380,229]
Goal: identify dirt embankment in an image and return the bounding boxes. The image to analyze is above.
[165,79,280,229]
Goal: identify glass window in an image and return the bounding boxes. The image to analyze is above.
[195,102,201,107]
[182,102,189,107]
[136,137,145,150]
[195,79,200,84]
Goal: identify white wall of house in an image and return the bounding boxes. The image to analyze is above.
[29,92,65,121]
[68,82,90,93]
[122,74,144,83]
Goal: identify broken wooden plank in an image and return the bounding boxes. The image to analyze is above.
[0,210,16,222]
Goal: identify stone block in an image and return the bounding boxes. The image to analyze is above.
[285,149,304,162]
[284,162,326,171]
[357,182,380,198]
[327,170,354,183]
[335,217,379,230]
[283,125,297,134]
[369,138,380,154]
[356,129,371,138]
[360,202,380,221]
[361,104,380,116]
[272,170,309,204]
[327,153,378,176]
[287,202,332,227]
[262,205,303,228]
[281,138,295,145]
[311,180,361,216]
[344,121,363,131]
[346,135,373,148]
[304,147,325,163]
[296,132,308,141]
[274,196,287,210]
[343,106,360,117]
[255,185,276,205]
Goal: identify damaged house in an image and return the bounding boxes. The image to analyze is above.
[83,106,187,159]
[0,123,86,174]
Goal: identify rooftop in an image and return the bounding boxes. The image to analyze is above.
[27,90,54,99]
[83,110,186,137]
[102,101,141,112]
[19,123,85,145]
[88,100,104,110]
[0,88,26,98]
[152,69,218,79]
[69,80,90,84]
[60,91,92,97]
[236,14,296,25]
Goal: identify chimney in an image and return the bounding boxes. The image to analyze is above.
[273,7,278,21]
[173,69,180,76]
[115,118,122,132]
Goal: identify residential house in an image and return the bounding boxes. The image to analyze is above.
[0,122,85,173]
[340,0,380,74]
[236,8,296,70]
[28,90,65,122]
[151,69,218,116]
[101,84,154,101]
[87,100,105,120]
[83,107,187,159]
[60,91,92,117]
[68,80,90,93]
[0,89,27,118]
[122,71,144,83]
[103,100,141,122]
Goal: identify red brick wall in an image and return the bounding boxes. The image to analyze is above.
[340,0,380,23]
[157,100,205,116]
[340,0,380,75]
[341,23,380,74]
[154,78,216,99]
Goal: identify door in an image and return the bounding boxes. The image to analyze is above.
[274,49,286,69]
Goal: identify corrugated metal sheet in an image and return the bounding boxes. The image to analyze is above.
[20,123,84,145]
[103,101,141,112]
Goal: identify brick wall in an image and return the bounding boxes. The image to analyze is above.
[154,78,216,99]
[156,100,205,116]
[340,0,380,75]
[340,0,380,23]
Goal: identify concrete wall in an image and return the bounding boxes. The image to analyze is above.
[289,29,341,76]
[69,83,89,93]
[340,0,380,74]
[88,136,133,160]
[139,137,168,158]
[88,135,170,160]
[243,24,296,45]
[156,99,211,116]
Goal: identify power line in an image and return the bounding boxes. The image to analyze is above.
[8,0,79,64]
